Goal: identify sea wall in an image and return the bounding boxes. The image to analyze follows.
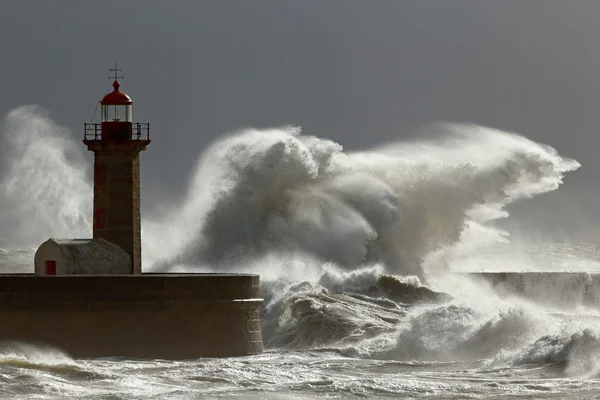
[0,274,263,359]
[466,272,600,308]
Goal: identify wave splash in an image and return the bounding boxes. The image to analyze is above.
[0,342,78,372]
[0,106,91,245]
[151,123,578,277]
[142,121,586,375]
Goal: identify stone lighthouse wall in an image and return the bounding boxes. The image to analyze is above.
[0,274,263,359]
[90,142,146,274]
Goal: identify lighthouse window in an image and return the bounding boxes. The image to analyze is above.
[102,105,132,122]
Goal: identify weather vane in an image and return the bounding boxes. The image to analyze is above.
[109,62,124,81]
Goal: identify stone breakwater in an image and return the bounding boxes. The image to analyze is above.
[465,272,600,308]
[0,273,263,359]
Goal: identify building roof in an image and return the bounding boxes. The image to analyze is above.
[49,238,131,265]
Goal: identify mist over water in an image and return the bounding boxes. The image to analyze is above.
[6,106,600,398]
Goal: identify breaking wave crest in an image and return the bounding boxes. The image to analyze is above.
[150,123,579,277]
[0,342,78,372]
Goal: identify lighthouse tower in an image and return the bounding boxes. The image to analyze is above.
[83,66,150,274]
[26,65,263,359]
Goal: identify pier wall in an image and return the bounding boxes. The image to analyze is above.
[466,272,600,308]
[0,274,263,359]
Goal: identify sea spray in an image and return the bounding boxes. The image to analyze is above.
[0,342,78,372]
[0,106,91,245]
[149,123,579,278]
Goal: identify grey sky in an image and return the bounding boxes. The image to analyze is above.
[1,1,599,239]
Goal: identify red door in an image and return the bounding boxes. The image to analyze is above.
[45,260,56,275]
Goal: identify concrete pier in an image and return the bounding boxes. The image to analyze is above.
[466,272,600,308]
[0,274,263,359]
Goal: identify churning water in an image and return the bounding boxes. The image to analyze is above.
[2,106,600,399]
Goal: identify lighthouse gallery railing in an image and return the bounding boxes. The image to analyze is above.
[84,123,150,141]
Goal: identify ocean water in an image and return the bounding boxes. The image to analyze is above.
[2,106,600,399]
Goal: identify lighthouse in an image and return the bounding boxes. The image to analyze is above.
[21,65,263,358]
[82,65,150,274]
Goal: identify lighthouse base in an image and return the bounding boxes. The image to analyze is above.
[0,274,263,359]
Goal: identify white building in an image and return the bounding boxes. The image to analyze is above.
[34,238,131,275]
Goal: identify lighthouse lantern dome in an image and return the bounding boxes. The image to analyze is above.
[100,80,133,122]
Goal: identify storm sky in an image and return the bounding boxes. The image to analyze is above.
[1,1,599,239]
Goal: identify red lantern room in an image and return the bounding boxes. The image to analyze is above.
[98,80,135,141]
[101,80,133,122]
[84,65,149,143]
